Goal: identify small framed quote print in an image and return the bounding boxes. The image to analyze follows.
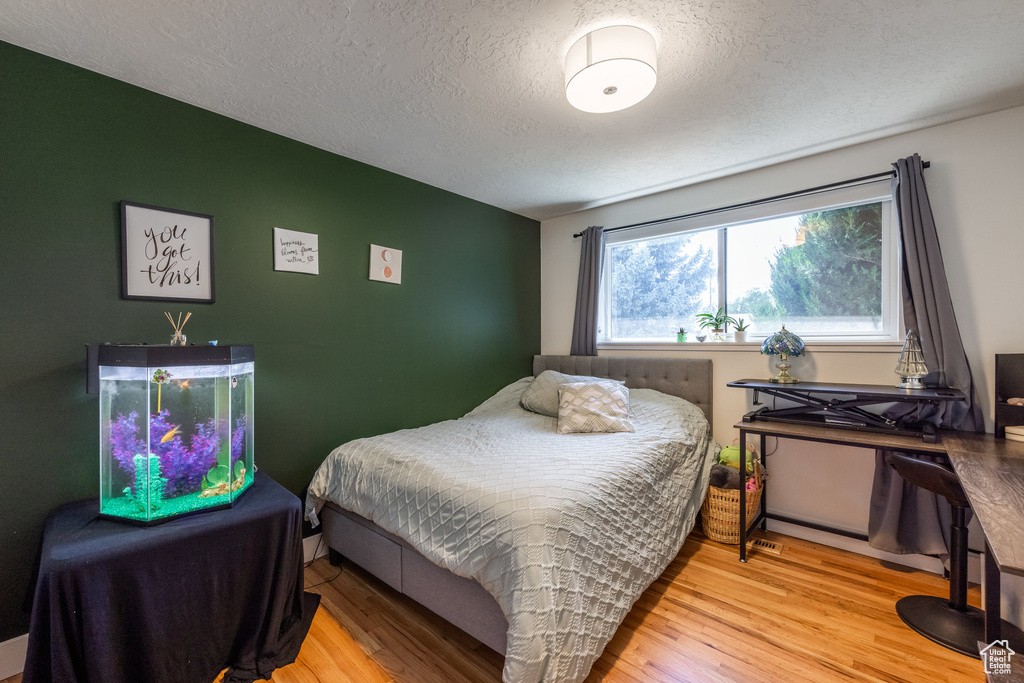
[273,227,319,275]
[121,201,215,302]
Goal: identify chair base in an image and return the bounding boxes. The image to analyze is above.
[896,595,1024,659]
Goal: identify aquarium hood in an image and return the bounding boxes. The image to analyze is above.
[87,343,255,394]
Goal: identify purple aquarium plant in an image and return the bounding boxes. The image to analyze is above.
[231,415,246,464]
[149,409,220,498]
[110,412,146,482]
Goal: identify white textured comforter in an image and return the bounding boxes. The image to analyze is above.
[305,377,718,683]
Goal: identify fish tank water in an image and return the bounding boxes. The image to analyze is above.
[94,345,255,524]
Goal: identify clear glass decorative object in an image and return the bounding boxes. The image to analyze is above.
[895,330,929,389]
[166,312,191,346]
[97,345,255,524]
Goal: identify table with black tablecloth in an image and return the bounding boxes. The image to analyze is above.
[23,472,319,683]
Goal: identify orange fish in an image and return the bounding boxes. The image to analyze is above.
[178,379,190,390]
[160,425,181,443]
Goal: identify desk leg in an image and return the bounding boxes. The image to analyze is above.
[985,540,1002,643]
[760,434,767,532]
[739,430,747,563]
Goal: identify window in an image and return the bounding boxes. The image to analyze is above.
[598,179,899,343]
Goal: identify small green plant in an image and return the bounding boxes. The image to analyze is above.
[696,307,738,331]
[127,453,166,511]
[734,318,749,331]
[677,326,686,334]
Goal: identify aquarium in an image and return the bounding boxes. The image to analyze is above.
[95,345,255,524]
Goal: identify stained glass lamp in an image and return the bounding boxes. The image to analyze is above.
[895,330,929,389]
[761,325,806,383]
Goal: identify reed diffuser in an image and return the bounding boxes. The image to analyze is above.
[165,311,191,346]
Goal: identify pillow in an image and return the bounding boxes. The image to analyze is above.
[520,370,624,417]
[555,381,635,434]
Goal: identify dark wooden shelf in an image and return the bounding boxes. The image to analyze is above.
[732,419,949,455]
[727,378,965,402]
[728,378,966,443]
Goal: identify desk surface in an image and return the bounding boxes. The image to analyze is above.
[23,472,318,683]
[945,434,1024,578]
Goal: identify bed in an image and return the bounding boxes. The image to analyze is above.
[304,355,717,682]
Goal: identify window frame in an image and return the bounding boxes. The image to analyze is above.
[596,179,901,345]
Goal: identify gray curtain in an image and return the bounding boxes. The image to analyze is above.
[868,153,983,561]
[569,226,605,356]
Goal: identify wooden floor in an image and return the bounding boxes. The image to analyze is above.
[5,530,987,683]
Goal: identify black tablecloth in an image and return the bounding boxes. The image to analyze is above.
[23,472,319,683]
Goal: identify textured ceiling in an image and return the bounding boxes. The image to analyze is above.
[3,0,1024,220]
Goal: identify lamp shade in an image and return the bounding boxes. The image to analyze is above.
[565,25,657,114]
[761,325,805,357]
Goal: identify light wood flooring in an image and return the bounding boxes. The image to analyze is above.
[5,530,988,682]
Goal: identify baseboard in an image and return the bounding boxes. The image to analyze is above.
[0,633,28,679]
[303,532,328,564]
[765,519,982,585]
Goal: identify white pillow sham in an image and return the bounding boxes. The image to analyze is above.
[556,381,635,434]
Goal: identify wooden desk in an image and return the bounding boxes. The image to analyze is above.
[946,434,1024,644]
[733,421,1024,645]
[734,419,947,563]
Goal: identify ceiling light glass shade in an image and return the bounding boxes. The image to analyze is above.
[565,25,657,114]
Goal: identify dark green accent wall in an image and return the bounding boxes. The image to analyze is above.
[0,41,540,642]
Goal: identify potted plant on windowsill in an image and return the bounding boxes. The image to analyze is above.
[677,327,687,343]
[734,318,749,343]
[696,307,737,342]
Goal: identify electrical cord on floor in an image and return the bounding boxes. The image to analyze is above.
[305,568,344,590]
[302,535,345,589]
[304,534,325,568]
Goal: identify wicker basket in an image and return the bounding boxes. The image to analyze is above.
[700,462,763,544]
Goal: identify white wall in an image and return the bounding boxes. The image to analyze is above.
[540,105,1024,616]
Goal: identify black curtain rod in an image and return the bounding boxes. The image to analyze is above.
[572,161,929,238]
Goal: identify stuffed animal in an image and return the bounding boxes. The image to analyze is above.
[709,463,743,490]
[718,445,755,473]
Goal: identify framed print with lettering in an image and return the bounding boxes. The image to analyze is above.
[273,227,319,275]
[120,201,215,302]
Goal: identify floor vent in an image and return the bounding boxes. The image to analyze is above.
[748,538,783,555]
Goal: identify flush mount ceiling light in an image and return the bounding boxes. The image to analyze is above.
[564,25,657,114]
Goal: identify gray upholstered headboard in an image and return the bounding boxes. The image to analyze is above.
[533,355,712,424]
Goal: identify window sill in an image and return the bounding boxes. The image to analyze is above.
[597,341,904,354]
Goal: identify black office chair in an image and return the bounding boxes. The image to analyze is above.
[886,452,1024,658]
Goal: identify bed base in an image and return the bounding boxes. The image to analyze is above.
[319,354,714,657]
[321,503,508,653]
